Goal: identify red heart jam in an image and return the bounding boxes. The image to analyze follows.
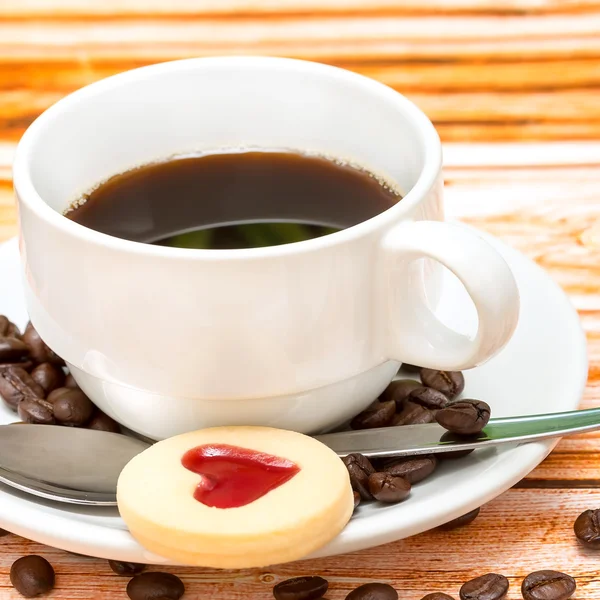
[181,444,301,508]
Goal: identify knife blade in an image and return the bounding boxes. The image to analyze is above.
[314,407,600,458]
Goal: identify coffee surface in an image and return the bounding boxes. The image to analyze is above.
[66,151,401,249]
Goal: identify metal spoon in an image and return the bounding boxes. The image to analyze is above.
[2,406,600,506]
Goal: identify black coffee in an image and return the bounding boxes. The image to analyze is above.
[66,151,401,249]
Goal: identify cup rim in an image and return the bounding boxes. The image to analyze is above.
[13,56,442,260]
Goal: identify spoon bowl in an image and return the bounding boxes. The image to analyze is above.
[0,425,150,505]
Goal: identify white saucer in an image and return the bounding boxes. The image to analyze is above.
[0,228,587,564]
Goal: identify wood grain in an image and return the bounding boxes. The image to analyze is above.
[1,0,600,598]
[2,0,600,16]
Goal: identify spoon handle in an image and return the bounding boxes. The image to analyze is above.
[314,406,600,459]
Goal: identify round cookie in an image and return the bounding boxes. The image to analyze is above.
[117,426,354,568]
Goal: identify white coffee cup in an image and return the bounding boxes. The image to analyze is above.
[13,57,519,440]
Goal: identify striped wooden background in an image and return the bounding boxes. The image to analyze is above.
[2,1,600,598]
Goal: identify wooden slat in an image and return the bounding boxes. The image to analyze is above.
[1,15,600,48]
[0,13,599,142]
[1,15,600,62]
[3,58,600,93]
[1,0,600,17]
[358,59,600,91]
[437,122,600,142]
[1,13,600,39]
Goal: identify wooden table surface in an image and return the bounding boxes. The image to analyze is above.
[2,1,600,598]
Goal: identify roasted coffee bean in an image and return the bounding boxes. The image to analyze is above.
[574,508,600,546]
[108,560,146,576]
[368,472,411,503]
[351,400,395,430]
[10,555,55,598]
[460,573,509,600]
[383,455,437,484]
[0,315,20,338]
[392,400,435,426]
[0,337,30,363]
[50,388,94,426]
[64,373,79,388]
[273,576,328,600]
[0,359,33,372]
[380,379,422,408]
[30,362,65,395]
[401,363,421,373]
[127,572,185,600]
[0,367,44,410]
[346,582,399,600]
[47,387,65,403]
[409,387,448,410]
[521,571,576,600]
[422,594,456,600]
[420,369,465,399]
[436,400,491,435]
[353,491,361,509]
[22,322,64,366]
[438,507,480,530]
[88,410,121,433]
[18,397,55,425]
[342,453,375,500]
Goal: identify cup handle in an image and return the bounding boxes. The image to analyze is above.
[379,220,520,370]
